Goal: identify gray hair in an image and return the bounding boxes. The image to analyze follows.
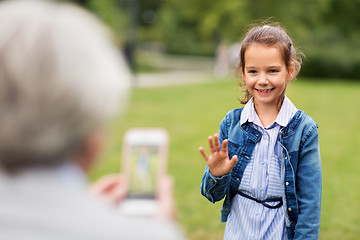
[0,0,130,169]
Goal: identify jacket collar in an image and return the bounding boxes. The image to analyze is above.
[240,96,297,128]
[279,110,305,137]
[239,109,305,142]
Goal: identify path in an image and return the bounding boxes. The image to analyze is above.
[134,71,214,88]
[131,53,219,88]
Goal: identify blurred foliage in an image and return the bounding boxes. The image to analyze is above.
[74,0,129,46]
[72,0,360,79]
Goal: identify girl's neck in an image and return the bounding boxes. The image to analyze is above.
[253,95,285,128]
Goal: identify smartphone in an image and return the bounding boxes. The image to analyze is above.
[118,128,169,216]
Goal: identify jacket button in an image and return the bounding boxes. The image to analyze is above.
[288,207,292,212]
[285,182,289,186]
[209,178,215,184]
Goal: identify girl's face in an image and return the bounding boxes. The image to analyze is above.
[242,43,294,109]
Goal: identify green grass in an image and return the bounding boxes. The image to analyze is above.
[90,78,360,240]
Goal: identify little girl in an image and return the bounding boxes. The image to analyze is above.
[199,24,322,240]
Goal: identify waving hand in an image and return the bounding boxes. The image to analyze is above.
[199,134,238,178]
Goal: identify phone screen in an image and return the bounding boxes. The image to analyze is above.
[119,128,168,217]
[128,144,159,199]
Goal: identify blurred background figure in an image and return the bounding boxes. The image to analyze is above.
[213,42,230,77]
[0,0,183,239]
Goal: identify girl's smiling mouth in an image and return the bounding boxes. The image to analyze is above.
[255,88,275,94]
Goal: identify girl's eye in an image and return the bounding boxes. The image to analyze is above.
[269,69,279,73]
[248,70,257,74]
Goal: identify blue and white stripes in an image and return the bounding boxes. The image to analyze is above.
[224,96,297,240]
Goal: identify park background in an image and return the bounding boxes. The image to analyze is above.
[72,0,359,239]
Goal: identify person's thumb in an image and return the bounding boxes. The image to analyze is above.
[229,155,238,169]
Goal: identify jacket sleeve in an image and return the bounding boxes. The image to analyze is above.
[200,113,232,203]
[200,166,231,203]
[294,123,322,239]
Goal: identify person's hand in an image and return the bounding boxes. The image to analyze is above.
[198,133,238,178]
[91,174,177,221]
[90,174,128,204]
[157,175,176,220]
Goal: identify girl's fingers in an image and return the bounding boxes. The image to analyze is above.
[198,147,209,161]
[208,136,215,154]
[221,139,228,153]
[213,134,220,152]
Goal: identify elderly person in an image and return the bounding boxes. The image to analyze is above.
[0,0,183,239]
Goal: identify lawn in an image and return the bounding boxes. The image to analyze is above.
[90,77,360,240]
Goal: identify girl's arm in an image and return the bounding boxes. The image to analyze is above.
[199,134,237,203]
[294,124,322,239]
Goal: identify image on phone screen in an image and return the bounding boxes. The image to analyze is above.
[128,144,159,199]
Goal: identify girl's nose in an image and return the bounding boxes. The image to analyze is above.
[258,73,268,85]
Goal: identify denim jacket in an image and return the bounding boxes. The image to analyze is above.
[201,108,322,240]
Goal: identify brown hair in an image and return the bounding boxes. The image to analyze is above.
[236,23,303,104]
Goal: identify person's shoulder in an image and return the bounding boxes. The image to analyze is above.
[220,107,243,126]
[64,191,184,239]
[224,107,244,120]
[291,110,319,142]
[297,110,318,128]
[286,109,318,136]
[219,107,244,134]
[120,216,185,240]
